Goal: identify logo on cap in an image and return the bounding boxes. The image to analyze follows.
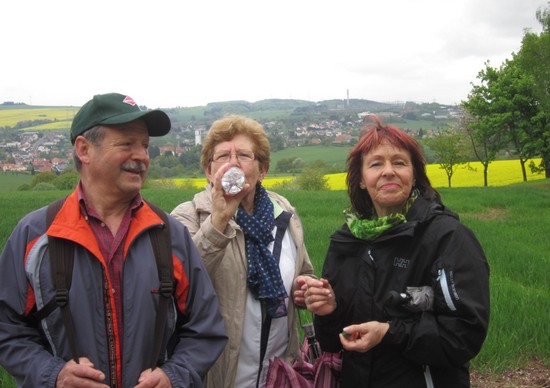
[123,96,137,106]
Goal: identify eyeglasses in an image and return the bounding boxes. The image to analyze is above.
[211,151,256,163]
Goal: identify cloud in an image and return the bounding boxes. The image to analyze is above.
[0,0,546,107]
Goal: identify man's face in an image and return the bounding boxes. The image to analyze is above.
[84,120,150,201]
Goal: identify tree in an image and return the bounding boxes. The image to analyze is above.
[462,63,508,186]
[269,135,285,152]
[178,145,202,171]
[465,58,542,182]
[276,158,293,173]
[461,4,550,182]
[514,2,550,177]
[497,59,543,181]
[276,157,304,173]
[157,154,180,168]
[149,144,160,159]
[424,127,469,187]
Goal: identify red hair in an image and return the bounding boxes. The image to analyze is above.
[346,115,439,218]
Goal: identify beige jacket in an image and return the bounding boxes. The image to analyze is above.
[171,185,315,388]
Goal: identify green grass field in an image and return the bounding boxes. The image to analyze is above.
[0,173,33,191]
[270,145,352,171]
[0,181,549,385]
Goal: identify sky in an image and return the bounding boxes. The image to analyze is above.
[1,0,546,109]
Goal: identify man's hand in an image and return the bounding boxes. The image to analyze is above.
[56,357,108,387]
[134,367,172,388]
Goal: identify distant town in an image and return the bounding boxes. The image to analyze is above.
[0,99,461,175]
[1,130,71,174]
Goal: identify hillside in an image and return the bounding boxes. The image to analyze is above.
[0,98,459,178]
[1,98,458,132]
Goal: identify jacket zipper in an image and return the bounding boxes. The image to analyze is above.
[437,267,457,312]
[102,269,118,387]
[423,365,435,388]
[367,249,375,263]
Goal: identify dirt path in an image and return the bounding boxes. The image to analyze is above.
[471,358,550,387]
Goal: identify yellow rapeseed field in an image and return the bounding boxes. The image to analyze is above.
[155,158,545,190]
[0,108,78,129]
[325,158,545,190]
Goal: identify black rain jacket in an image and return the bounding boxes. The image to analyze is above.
[314,196,490,388]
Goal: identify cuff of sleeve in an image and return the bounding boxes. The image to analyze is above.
[162,366,186,388]
[381,320,407,352]
[381,320,395,344]
[49,359,66,388]
[314,298,342,325]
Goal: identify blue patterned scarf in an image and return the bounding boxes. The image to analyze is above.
[236,185,288,318]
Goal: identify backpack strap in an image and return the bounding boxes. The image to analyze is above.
[146,201,174,369]
[40,197,80,363]
[35,199,174,368]
[34,199,68,320]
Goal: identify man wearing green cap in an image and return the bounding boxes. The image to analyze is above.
[0,93,227,387]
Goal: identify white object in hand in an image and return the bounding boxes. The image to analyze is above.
[221,167,245,195]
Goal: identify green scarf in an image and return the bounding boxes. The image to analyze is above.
[345,189,419,241]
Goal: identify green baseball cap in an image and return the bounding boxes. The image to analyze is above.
[70,93,171,144]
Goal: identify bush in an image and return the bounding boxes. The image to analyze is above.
[52,170,79,190]
[270,179,298,190]
[30,171,56,188]
[295,167,329,191]
[17,183,31,191]
[33,182,57,191]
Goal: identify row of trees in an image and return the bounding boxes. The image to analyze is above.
[427,3,549,187]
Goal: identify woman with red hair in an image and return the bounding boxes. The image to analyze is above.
[303,116,490,387]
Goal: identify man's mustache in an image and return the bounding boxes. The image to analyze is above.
[121,161,147,173]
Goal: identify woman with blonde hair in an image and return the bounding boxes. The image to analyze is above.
[171,115,315,388]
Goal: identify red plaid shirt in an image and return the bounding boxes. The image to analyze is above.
[78,183,143,348]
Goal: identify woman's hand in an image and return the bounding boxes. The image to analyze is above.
[301,277,337,316]
[339,321,390,352]
[210,163,251,231]
[293,275,310,307]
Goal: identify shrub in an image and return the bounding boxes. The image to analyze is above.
[270,179,298,190]
[17,183,31,191]
[52,170,79,190]
[295,167,329,191]
[33,182,57,191]
[30,171,56,188]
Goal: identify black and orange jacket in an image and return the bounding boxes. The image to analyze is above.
[0,190,227,388]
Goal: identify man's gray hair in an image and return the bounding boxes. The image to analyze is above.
[72,125,105,171]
